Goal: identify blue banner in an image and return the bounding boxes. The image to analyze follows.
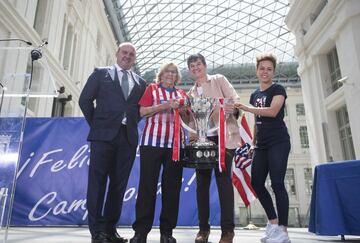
[11,118,220,226]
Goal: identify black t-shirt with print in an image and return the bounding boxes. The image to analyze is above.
[249,83,290,148]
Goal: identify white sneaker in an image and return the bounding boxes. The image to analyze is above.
[265,226,291,243]
[260,223,278,243]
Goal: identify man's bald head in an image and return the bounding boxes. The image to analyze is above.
[116,42,136,70]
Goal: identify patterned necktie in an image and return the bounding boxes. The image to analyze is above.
[121,70,129,99]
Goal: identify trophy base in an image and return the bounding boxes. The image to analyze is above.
[180,144,218,169]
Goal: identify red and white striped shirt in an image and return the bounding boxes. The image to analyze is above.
[139,83,187,148]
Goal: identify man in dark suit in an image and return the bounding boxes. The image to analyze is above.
[79,42,147,243]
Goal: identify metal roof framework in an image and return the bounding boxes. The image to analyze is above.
[113,0,296,80]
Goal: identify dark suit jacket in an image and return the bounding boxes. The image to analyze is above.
[79,65,147,146]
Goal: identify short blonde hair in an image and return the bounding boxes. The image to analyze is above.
[256,53,277,70]
[155,62,182,84]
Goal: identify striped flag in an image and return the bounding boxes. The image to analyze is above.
[232,114,257,207]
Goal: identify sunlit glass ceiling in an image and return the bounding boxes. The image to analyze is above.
[115,0,295,75]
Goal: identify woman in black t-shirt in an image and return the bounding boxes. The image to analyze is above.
[235,53,291,243]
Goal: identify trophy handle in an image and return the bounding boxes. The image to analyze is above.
[180,117,197,134]
[203,97,235,135]
[207,126,218,134]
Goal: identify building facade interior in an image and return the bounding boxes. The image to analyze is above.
[0,0,359,227]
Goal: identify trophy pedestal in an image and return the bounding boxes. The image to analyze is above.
[180,144,218,169]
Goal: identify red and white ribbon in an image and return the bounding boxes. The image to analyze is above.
[172,98,185,161]
[218,98,226,172]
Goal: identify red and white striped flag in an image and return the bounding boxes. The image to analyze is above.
[232,114,257,207]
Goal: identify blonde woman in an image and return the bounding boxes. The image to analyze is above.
[130,62,187,243]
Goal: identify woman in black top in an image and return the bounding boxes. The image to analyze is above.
[235,53,291,243]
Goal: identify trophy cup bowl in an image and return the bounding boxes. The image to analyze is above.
[179,97,219,169]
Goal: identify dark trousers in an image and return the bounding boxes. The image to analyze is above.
[196,137,235,232]
[87,125,136,236]
[251,141,291,226]
[132,146,183,236]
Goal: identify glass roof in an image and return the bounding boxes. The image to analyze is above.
[115,0,296,79]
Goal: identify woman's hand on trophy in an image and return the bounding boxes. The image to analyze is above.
[224,102,235,114]
[167,99,179,109]
[224,98,239,116]
[234,102,250,112]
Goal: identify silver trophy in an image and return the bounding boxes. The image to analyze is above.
[180,97,219,169]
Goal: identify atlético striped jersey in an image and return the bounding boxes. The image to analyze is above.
[139,83,187,148]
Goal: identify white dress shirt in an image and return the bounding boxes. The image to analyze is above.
[114,63,136,124]
[114,63,135,97]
